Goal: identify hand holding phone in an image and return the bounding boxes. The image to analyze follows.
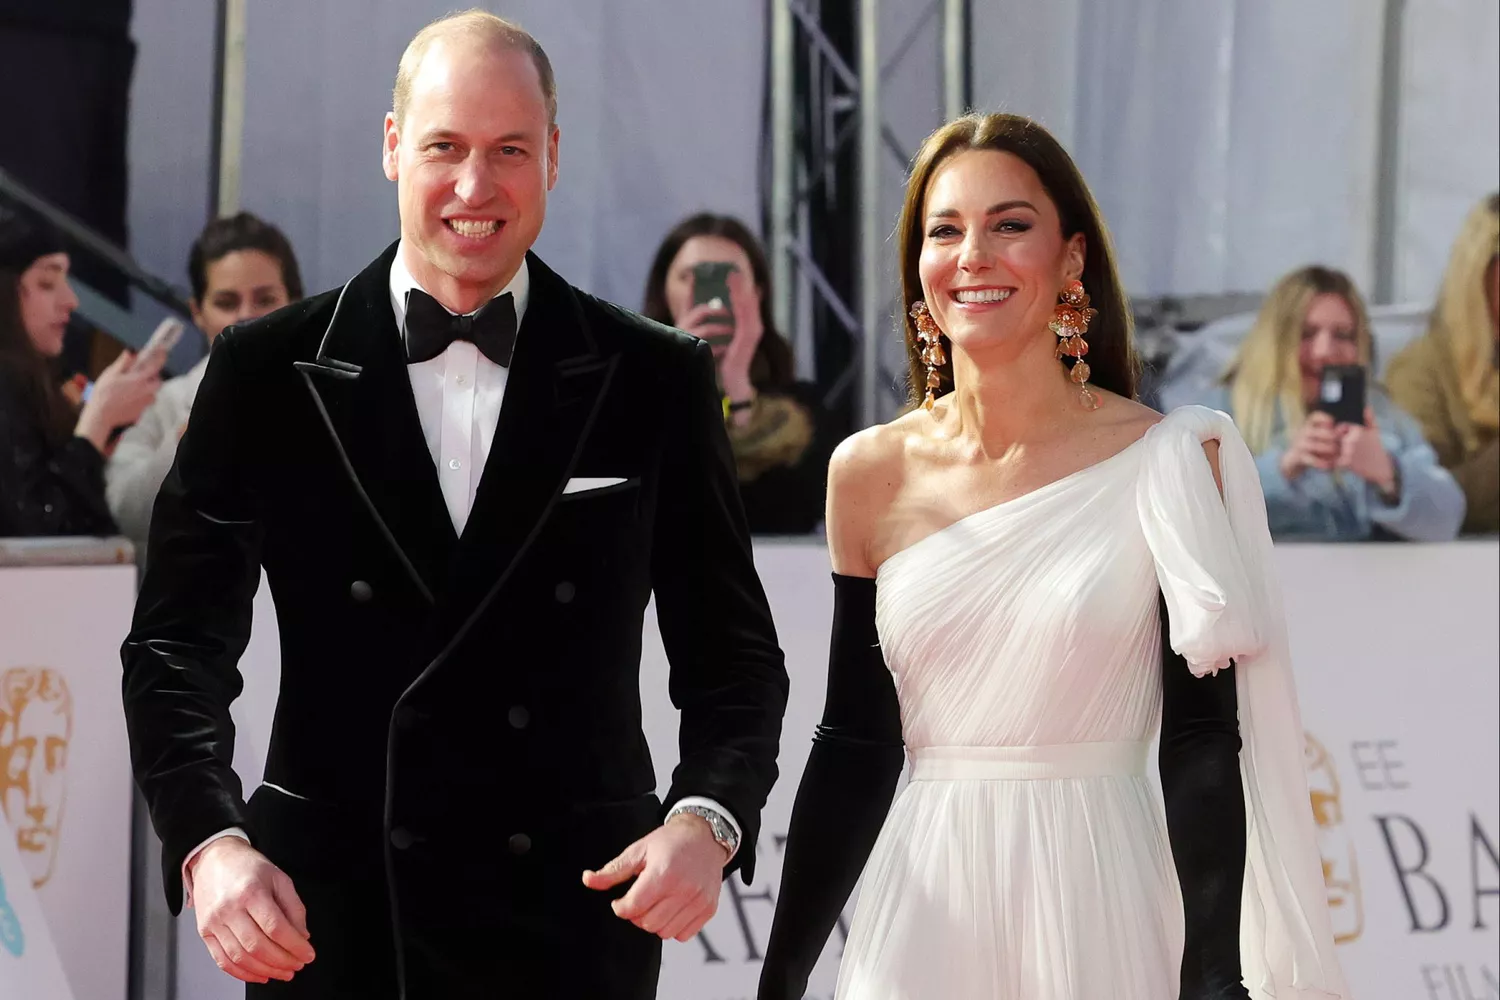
[689,262,737,347]
[1311,364,1366,427]
[1280,411,1341,481]
[131,317,186,376]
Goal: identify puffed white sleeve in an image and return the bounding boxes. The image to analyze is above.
[1139,405,1349,1000]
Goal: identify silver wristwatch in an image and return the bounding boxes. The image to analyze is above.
[666,804,740,862]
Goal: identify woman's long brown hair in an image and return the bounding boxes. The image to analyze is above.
[0,268,75,445]
[894,113,1138,407]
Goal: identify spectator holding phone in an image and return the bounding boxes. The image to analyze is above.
[1386,193,1499,536]
[106,212,303,552]
[1200,265,1463,541]
[0,207,159,537]
[644,213,838,534]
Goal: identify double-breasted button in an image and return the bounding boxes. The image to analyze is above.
[508,833,532,856]
[350,580,374,603]
[394,706,420,730]
[554,581,576,604]
[390,826,418,850]
[507,705,530,730]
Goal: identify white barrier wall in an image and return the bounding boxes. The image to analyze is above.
[0,811,74,999]
[0,555,136,1000]
[175,542,1498,999]
[1275,544,1500,999]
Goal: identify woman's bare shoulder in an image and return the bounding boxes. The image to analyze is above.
[1072,390,1164,454]
[825,411,927,576]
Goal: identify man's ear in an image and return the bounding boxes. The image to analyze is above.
[382,112,401,182]
[546,124,560,190]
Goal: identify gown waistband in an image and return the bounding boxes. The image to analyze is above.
[907,740,1149,781]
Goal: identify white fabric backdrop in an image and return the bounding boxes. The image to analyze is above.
[125,2,1498,347]
[971,0,1499,303]
[974,0,1386,298]
[127,0,217,290]
[232,0,763,307]
[128,2,764,309]
[1396,0,1500,303]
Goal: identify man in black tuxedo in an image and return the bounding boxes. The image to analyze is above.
[120,11,788,998]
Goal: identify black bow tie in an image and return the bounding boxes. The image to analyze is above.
[403,288,518,367]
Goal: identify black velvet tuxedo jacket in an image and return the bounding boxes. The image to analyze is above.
[121,243,789,997]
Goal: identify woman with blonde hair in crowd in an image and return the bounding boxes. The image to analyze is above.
[1386,193,1500,535]
[1206,264,1464,542]
[760,112,1346,999]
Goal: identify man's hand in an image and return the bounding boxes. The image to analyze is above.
[189,836,316,983]
[581,813,729,942]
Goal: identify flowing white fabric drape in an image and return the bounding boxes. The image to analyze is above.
[1139,406,1349,998]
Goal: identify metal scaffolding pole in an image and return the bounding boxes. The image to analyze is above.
[770,0,796,337]
[1372,0,1406,304]
[858,0,882,429]
[942,0,971,122]
[208,0,248,219]
[767,0,950,429]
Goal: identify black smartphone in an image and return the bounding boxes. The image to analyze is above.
[690,261,737,346]
[1313,364,1367,425]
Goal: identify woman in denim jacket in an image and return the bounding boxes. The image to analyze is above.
[1204,265,1464,542]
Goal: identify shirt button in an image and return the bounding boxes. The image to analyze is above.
[449,458,462,470]
[350,580,374,603]
[508,833,532,856]
[554,581,576,604]
[454,374,468,385]
[390,827,418,850]
[507,705,530,730]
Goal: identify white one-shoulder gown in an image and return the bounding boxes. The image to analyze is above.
[835,406,1349,1000]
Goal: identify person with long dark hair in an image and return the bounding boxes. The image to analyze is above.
[0,208,158,536]
[759,113,1346,999]
[643,213,837,534]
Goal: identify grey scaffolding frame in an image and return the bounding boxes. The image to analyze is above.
[768,0,971,429]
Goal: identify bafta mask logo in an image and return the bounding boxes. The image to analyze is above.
[1305,732,1363,944]
[0,668,72,888]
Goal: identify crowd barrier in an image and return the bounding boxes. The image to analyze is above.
[2,537,1493,999]
[0,537,135,1000]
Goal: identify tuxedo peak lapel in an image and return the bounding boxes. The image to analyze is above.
[298,241,456,601]
[438,253,616,633]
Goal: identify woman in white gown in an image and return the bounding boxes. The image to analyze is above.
[758,113,1349,1000]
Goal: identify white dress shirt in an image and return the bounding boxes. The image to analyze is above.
[181,244,738,902]
[390,246,526,535]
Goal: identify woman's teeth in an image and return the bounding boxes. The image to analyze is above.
[953,289,1012,304]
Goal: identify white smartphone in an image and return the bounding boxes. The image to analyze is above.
[132,317,186,375]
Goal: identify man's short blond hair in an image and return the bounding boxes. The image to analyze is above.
[392,9,557,127]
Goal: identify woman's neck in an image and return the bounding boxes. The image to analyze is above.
[944,331,1077,459]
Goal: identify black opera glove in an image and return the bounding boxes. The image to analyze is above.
[758,573,905,1000]
[1159,594,1252,1000]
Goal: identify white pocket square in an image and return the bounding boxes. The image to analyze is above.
[563,476,629,495]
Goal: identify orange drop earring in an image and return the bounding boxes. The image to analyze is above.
[1050,279,1100,410]
[909,301,948,412]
